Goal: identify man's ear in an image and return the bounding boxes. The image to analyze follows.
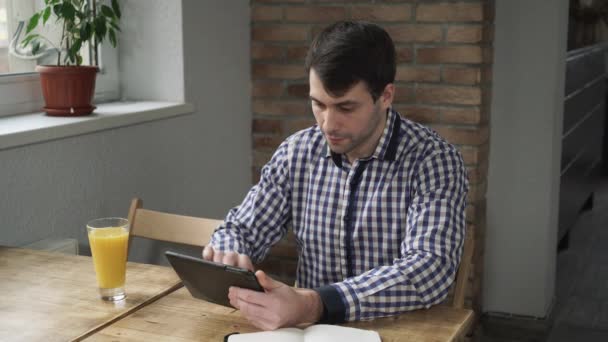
[380,83,395,110]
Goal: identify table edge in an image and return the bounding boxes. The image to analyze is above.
[72,282,184,341]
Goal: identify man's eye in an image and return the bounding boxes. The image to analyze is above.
[338,107,354,112]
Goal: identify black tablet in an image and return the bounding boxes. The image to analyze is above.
[165,251,264,307]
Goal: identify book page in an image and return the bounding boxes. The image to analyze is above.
[228,328,304,342]
[303,325,381,342]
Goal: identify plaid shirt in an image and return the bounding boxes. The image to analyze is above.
[210,108,468,322]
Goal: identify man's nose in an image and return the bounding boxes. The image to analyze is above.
[322,110,340,133]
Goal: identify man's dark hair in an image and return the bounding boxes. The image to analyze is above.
[305,21,396,102]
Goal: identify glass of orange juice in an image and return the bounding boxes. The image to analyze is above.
[87,217,130,301]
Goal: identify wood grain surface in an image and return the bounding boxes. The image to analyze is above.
[0,247,182,342]
[89,287,474,342]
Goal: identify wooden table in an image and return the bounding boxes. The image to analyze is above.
[0,247,181,342]
[88,287,474,342]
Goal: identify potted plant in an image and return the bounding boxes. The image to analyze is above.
[21,0,121,116]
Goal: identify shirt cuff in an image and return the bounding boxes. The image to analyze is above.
[313,285,346,324]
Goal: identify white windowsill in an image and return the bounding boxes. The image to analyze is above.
[0,101,195,150]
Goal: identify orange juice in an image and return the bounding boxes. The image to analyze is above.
[88,227,129,289]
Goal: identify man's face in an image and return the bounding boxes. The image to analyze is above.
[309,69,393,161]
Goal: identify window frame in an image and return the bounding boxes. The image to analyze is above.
[0,0,120,118]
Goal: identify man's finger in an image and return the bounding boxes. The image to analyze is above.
[238,295,271,319]
[234,287,270,307]
[202,246,214,261]
[255,270,282,291]
[237,254,254,271]
[222,251,238,266]
[213,251,224,264]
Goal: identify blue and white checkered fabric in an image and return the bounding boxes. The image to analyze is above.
[210,108,468,321]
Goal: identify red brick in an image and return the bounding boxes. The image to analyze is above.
[253,100,310,116]
[466,204,475,223]
[285,6,347,23]
[352,5,412,22]
[481,66,492,84]
[459,143,488,165]
[416,86,481,105]
[252,6,283,21]
[253,118,282,134]
[483,24,494,43]
[432,125,489,145]
[466,181,486,202]
[286,45,309,60]
[252,81,284,97]
[386,25,442,43]
[441,107,481,125]
[442,67,481,85]
[252,25,308,41]
[253,64,307,80]
[253,150,274,168]
[252,167,261,185]
[285,118,316,133]
[255,0,304,3]
[447,25,483,43]
[482,47,494,63]
[393,84,414,103]
[396,46,413,63]
[417,46,483,64]
[254,135,284,149]
[396,105,440,124]
[459,147,477,165]
[286,83,309,98]
[252,45,284,60]
[467,166,481,184]
[396,66,440,82]
[310,0,369,2]
[416,3,484,22]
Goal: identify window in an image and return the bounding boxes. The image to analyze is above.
[0,0,9,73]
[0,0,119,117]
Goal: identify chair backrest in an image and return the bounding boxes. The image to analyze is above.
[127,198,223,249]
[452,231,475,309]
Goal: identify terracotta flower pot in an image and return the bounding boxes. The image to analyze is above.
[35,65,99,116]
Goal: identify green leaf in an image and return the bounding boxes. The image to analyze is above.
[109,19,120,32]
[26,13,40,34]
[53,4,63,17]
[32,40,41,55]
[61,2,76,21]
[80,22,92,41]
[101,5,114,18]
[111,0,121,19]
[94,16,107,42]
[108,29,116,47]
[76,55,83,66]
[71,39,82,55]
[20,33,40,47]
[42,7,52,25]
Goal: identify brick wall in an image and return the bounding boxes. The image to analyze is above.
[251,0,493,317]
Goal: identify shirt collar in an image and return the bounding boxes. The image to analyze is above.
[325,108,400,167]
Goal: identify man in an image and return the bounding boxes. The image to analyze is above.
[203,21,468,330]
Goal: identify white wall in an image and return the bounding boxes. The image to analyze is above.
[484,0,568,317]
[119,0,185,101]
[0,0,251,264]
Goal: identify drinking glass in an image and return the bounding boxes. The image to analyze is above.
[86,217,130,301]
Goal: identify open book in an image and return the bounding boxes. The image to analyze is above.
[227,324,381,342]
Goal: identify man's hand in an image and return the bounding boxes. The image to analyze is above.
[228,270,324,331]
[202,246,254,271]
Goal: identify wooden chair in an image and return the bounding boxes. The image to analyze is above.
[451,231,475,309]
[127,198,223,250]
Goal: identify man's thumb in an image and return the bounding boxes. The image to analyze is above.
[255,270,281,291]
